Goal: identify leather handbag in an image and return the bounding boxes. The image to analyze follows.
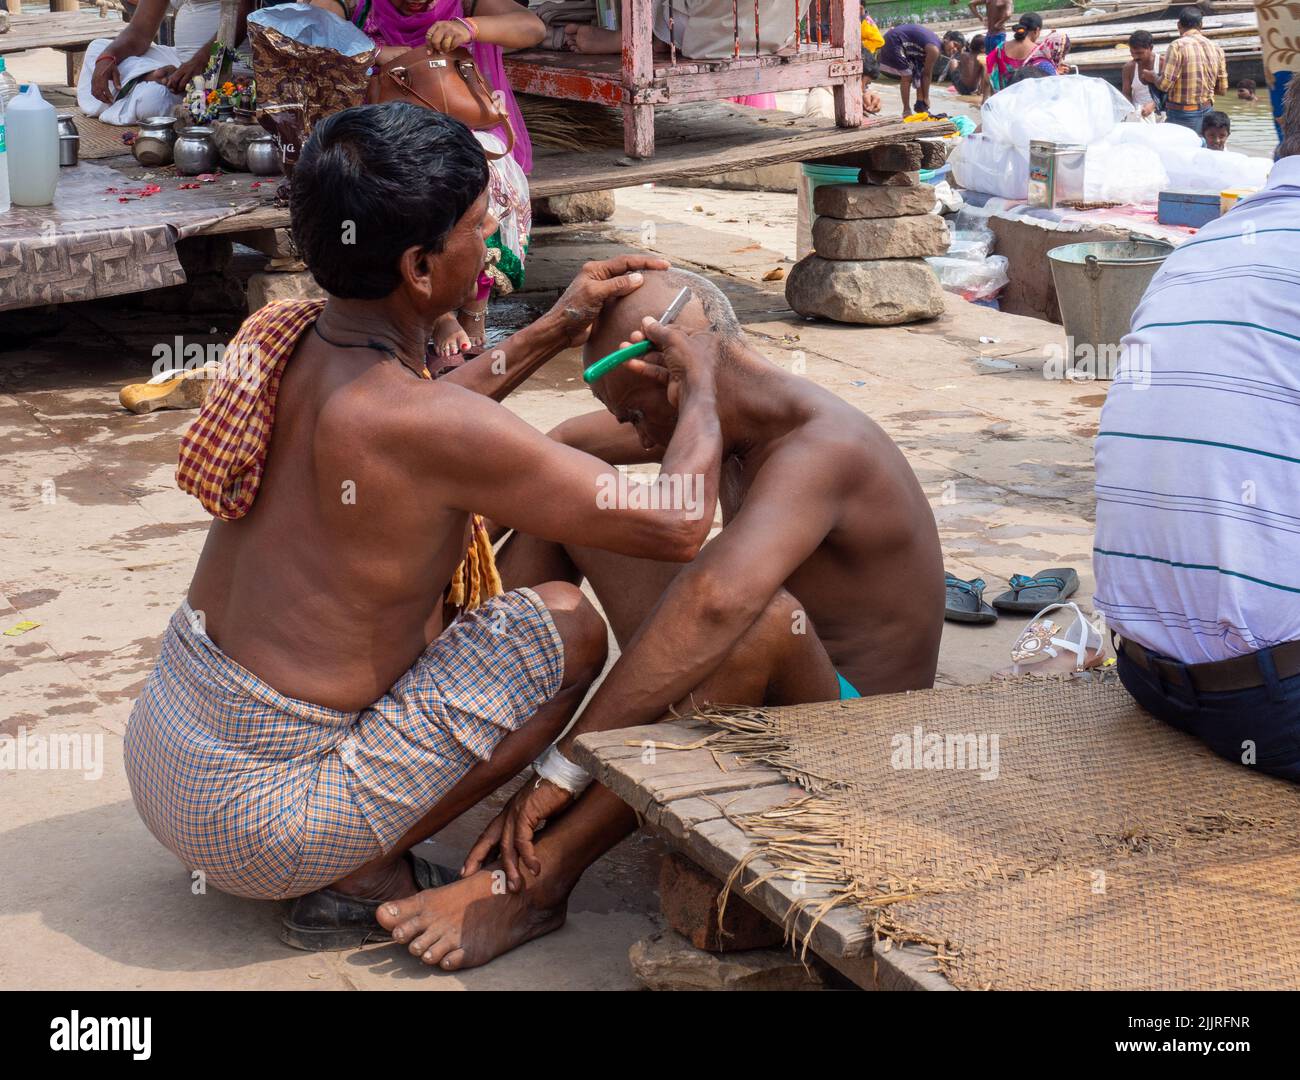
[369,46,515,160]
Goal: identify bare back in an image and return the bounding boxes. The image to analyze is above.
[188,333,473,711]
[716,370,943,693]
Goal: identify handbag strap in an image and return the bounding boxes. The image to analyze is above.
[453,57,515,160]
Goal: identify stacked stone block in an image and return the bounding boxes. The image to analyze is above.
[786,139,950,326]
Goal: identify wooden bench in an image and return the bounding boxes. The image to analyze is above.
[0,8,124,86]
[505,0,864,158]
[572,719,956,990]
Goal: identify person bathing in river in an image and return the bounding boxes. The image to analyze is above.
[951,33,987,97]
[969,0,1011,53]
[375,268,945,970]
[123,102,711,950]
[313,0,542,360]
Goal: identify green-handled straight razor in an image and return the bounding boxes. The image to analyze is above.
[581,286,691,384]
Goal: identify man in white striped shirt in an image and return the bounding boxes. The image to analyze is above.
[1094,84,1300,781]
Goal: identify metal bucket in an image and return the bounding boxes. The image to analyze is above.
[1047,239,1175,373]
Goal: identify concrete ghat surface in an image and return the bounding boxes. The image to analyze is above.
[0,190,1085,990]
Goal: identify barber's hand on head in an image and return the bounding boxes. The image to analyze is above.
[426,20,473,53]
[461,772,573,891]
[549,255,672,348]
[92,53,123,105]
[622,317,720,408]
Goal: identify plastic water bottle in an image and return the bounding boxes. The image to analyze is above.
[6,83,59,207]
[0,58,19,110]
[0,90,10,216]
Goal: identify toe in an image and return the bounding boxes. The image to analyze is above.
[421,937,459,968]
[408,925,444,958]
[376,897,416,931]
[391,915,431,944]
[438,948,467,971]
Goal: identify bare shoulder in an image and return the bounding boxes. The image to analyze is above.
[762,398,878,494]
[358,372,515,468]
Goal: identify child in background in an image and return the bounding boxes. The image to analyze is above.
[952,33,986,96]
[1202,111,1231,150]
[1237,79,1258,102]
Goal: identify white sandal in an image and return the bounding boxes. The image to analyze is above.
[1008,601,1105,673]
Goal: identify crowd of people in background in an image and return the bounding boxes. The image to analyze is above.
[839,3,1247,156]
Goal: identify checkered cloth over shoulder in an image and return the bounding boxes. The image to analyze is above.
[176,298,326,521]
[124,589,563,899]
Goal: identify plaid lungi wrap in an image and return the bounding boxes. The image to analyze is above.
[124,588,563,900]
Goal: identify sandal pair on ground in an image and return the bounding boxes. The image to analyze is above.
[945,569,1105,676]
[944,567,1079,625]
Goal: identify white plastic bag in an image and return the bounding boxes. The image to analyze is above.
[1101,121,1201,154]
[950,133,1030,199]
[1083,142,1169,205]
[980,74,1134,148]
[946,226,995,261]
[927,254,1010,301]
[1161,146,1272,192]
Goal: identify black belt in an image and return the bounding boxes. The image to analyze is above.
[1116,635,1300,694]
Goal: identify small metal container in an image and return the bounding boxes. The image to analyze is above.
[1028,140,1086,209]
[133,115,178,167]
[174,125,217,176]
[59,133,80,166]
[56,113,80,138]
[245,135,282,176]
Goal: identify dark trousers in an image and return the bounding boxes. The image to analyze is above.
[1117,647,1300,782]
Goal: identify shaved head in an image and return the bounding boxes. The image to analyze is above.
[584,268,741,365]
[584,268,743,452]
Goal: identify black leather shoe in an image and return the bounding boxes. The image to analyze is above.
[280,854,458,952]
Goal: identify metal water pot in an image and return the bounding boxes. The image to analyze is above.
[245,135,282,176]
[133,115,178,167]
[174,125,217,175]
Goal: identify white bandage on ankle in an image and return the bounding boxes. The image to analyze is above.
[533,743,592,796]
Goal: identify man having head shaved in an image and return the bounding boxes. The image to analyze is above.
[377,268,943,969]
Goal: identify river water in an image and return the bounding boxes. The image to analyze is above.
[1212,92,1279,160]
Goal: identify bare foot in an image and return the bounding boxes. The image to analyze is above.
[432,312,471,359]
[564,24,622,54]
[376,865,567,970]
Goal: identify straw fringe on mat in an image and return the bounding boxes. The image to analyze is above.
[688,676,1300,989]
